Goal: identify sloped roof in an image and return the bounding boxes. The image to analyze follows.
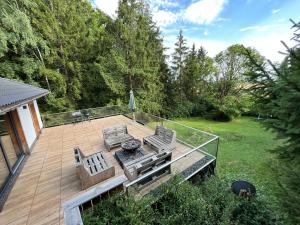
[0,77,49,114]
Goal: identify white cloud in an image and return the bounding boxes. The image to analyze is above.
[93,0,228,27]
[148,0,179,10]
[240,25,275,32]
[240,25,260,32]
[277,18,286,23]
[153,10,178,27]
[241,32,293,62]
[215,17,230,22]
[272,8,280,14]
[94,0,119,18]
[163,34,231,60]
[237,21,296,62]
[163,22,293,63]
[203,30,209,36]
[184,0,227,24]
[190,39,231,57]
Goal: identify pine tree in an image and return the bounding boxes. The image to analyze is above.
[172,30,189,100]
[182,44,198,101]
[29,0,110,110]
[247,20,300,224]
[97,0,164,113]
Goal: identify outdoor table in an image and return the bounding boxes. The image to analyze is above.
[115,139,145,168]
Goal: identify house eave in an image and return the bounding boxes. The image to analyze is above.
[0,91,49,115]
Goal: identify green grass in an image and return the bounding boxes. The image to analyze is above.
[175,116,282,208]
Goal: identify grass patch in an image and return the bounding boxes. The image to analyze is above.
[175,116,282,208]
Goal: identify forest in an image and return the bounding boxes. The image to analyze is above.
[1,0,299,224]
[1,0,262,120]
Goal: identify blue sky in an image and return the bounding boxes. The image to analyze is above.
[94,0,300,62]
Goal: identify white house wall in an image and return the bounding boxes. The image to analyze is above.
[33,100,43,129]
[17,104,36,149]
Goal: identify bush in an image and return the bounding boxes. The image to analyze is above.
[82,177,280,225]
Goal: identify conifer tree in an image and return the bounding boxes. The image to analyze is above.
[172,30,189,100]
[247,20,300,224]
[97,0,164,113]
[30,0,109,110]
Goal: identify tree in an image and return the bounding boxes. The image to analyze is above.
[172,30,189,100]
[182,45,215,102]
[30,0,109,111]
[0,0,47,84]
[246,20,300,224]
[209,44,262,119]
[97,0,165,113]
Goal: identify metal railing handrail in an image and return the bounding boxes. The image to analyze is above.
[42,105,122,116]
[141,112,219,138]
[125,136,218,188]
[40,106,219,192]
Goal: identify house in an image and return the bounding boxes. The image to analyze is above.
[0,77,49,209]
[0,80,218,225]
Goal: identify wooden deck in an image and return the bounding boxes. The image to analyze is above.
[0,115,204,225]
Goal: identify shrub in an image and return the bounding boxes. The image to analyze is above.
[82,176,280,225]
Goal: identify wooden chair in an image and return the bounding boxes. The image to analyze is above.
[74,147,115,190]
[143,125,176,153]
[124,150,172,182]
[102,124,134,151]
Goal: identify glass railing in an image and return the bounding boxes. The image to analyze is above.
[42,108,219,197]
[124,112,219,197]
[42,105,126,127]
[126,112,218,150]
[125,137,218,197]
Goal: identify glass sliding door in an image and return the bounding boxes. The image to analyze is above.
[0,113,24,191]
[0,147,10,191]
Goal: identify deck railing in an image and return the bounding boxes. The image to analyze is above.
[42,107,219,196]
[42,105,125,127]
[124,112,219,196]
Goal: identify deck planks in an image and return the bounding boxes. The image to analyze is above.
[0,115,194,225]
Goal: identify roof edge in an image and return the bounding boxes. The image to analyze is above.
[0,77,49,93]
[0,91,49,115]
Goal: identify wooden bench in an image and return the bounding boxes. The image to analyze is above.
[74,147,115,190]
[143,125,176,153]
[124,150,172,183]
[102,124,134,151]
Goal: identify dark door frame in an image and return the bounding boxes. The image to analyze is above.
[0,111,26,211]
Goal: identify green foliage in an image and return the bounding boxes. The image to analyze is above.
[246,20,300,224]
[0,0,166,113]
[105,0,164,114]
[83,177,280,225]
[208,44,262,119]
[0,0,46,81]
[167,31,261,120]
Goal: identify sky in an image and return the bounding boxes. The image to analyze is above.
[93,0,300,62]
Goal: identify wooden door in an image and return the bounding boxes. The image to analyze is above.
[29,102,41,135]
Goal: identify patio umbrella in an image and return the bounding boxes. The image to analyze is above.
[128,90,136,121]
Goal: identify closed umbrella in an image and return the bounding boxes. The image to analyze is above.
[128,90,136,121]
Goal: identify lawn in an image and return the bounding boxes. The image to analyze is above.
[175,116,282,208]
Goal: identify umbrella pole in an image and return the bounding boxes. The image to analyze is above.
[132,111,136,122]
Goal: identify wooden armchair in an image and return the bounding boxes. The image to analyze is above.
[143,125,176,153]
[74,147,115,190]
[102,124,134,151]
